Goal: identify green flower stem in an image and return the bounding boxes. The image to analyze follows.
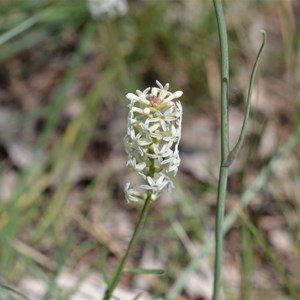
[103,195,152,300]
[212,0,230,299]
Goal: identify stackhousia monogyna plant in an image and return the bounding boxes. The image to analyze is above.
[103,81,183,300]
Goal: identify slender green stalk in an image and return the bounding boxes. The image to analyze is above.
[213,166,229,300]
[212,1,266,299]
[0,15,40,45]
[0,282,32,300]
[103,196,152,300]
[212,0,230,299]
[225,31,266,167]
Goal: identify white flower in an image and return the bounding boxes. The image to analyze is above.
[140,175,168,193]
[146,142,173,160]
[147,109,176,131]
[155,81,170,100]
[124,81,183,202]
[87,0,128,19]
[161,149,181,175]
[124,182,145,202]
[163,125,179,143]
[139,122,160,139]
[125,130,144,156]
[127,157,146,172]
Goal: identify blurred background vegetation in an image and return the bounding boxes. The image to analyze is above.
[0,0,299,299]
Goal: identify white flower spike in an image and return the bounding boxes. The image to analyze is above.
[87,0,128,19]
[124,81,183,202]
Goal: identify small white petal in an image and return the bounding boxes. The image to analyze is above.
[132,107,144,114]
[150,131,164,139]
[140,184,152,190]
[159,89,168,100]
[147,176,155,187]
[143,107,151,114]
[173,91,183,98]
[136,162,146,171]
[138,139,152,146]
[126,93,139,101]
[157,175,165,185]
[143,87,151,94]
[151,87,158,96]
[124,181,130,190]
[156,80,164,89]
[176,101,183,112]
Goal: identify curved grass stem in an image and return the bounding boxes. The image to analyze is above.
[224,31,267,167]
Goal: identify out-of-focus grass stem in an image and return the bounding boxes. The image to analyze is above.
[0,15,40,45]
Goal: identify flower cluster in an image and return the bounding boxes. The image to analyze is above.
[87,0,128,19]
[124,81,183,202]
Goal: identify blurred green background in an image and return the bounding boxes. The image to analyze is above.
[0,0,299,299]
